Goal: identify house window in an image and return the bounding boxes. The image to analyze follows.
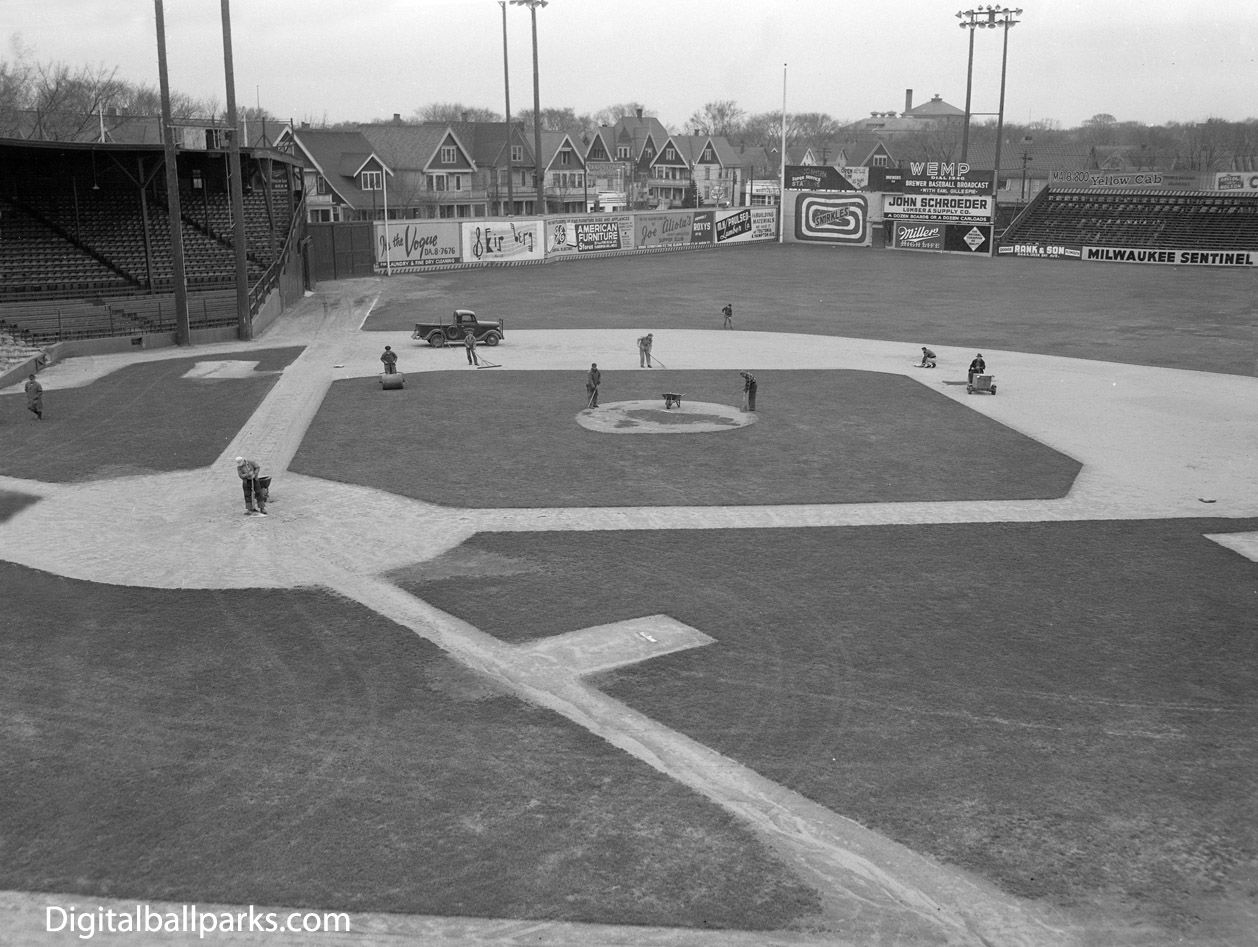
[440,145,456,164]
[361,170,382,191]
[704,167,711,180]
[664,147,676,161]
[871,154,889,168]
[428,173,447,191]
[452,174,463,191]
[559,149,572,166]
[511,145,524,162]
[315,176,329,195]
[617,145,630,159]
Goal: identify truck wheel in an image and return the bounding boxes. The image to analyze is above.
[428,332,446,347]
[482,332,500,347]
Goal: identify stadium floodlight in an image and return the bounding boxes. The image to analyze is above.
[510,0,548,214]
[955,7,1022,167]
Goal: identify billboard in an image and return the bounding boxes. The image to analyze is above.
[840,166,870,189]
[895,222,991,254]
[902,161,993,196]
[546,215,634,256]
[374,220,462,270]
[1215,172,1258,192]
[1050,170,1169,188]
[893,222,943,251]
[460,220,545,264]
[784,165,855,191]
[883,194,994,221]
[637,211,713,248]
[1082,247,1256,266]
[785,192,870,245]
[713,207,777,244]
[997,242,1082,260]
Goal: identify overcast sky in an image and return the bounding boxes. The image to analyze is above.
[7,0,1257,130]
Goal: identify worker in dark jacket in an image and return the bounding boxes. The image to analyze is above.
[968,353,986,384]
[585,363,602,408]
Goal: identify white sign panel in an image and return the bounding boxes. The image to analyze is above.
[883,194,994,221]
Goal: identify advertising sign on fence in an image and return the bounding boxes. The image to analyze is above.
[713,207,777,244]
[636,211,712,247]
[894,222,992,254]
[997,242,1082,259]
[1082,246,1256,266]
[785,192,870,245]
[546,215,635,256]
[883,194,995,221]
[374,220,462,271]
[460,220,545,264]
[902,162,993,196]
[1215,171,1258,191]
[784,166,855,191]
[893,222,943,251]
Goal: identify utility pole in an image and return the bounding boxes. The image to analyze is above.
[510,0,547,215]
[153,0,190,345]
[221,0,251,340]
[499,1,515,216]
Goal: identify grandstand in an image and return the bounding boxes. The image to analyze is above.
[1001,187,1258,254]
[0,138,304,345]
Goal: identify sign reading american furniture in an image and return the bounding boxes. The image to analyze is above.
[1082,247,1256,266]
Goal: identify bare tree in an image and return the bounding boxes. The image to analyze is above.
[413,102,501,123]
[593,102,650,126]
[687,100,744,136]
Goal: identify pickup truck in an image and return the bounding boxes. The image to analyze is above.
[412,309,504,347]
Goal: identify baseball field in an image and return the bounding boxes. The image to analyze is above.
[1,243,1255,947]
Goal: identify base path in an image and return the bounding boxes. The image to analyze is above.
[2,282,1255,946]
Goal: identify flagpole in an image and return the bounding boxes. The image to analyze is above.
[779,62,787,244]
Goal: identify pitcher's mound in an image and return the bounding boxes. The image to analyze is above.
[578,400,756,434]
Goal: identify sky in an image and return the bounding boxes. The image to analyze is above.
[6,0,1257,131]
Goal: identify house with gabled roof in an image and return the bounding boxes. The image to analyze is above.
[355,120,482,219]
[445,120,536,215]
[580,127,628,207]
[277,125,393,222]
[537,130,588,213]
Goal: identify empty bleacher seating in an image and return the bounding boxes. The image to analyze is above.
[1002,188,1258,251]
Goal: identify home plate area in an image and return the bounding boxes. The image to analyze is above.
[578,399,757,434]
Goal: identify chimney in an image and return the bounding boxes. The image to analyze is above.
[635,107,643,119]
[905,89,913,114]
[462,111,469,123]
[393,113,401,123]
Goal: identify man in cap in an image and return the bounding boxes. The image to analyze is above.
[637,332,654,368]
[968,353,986,385]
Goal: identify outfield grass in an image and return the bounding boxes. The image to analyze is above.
[0,559,819,929]
[0,348,302,482]
[364,244,1257,376]
[393,518,1258,934]
[291,370,1080,507]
